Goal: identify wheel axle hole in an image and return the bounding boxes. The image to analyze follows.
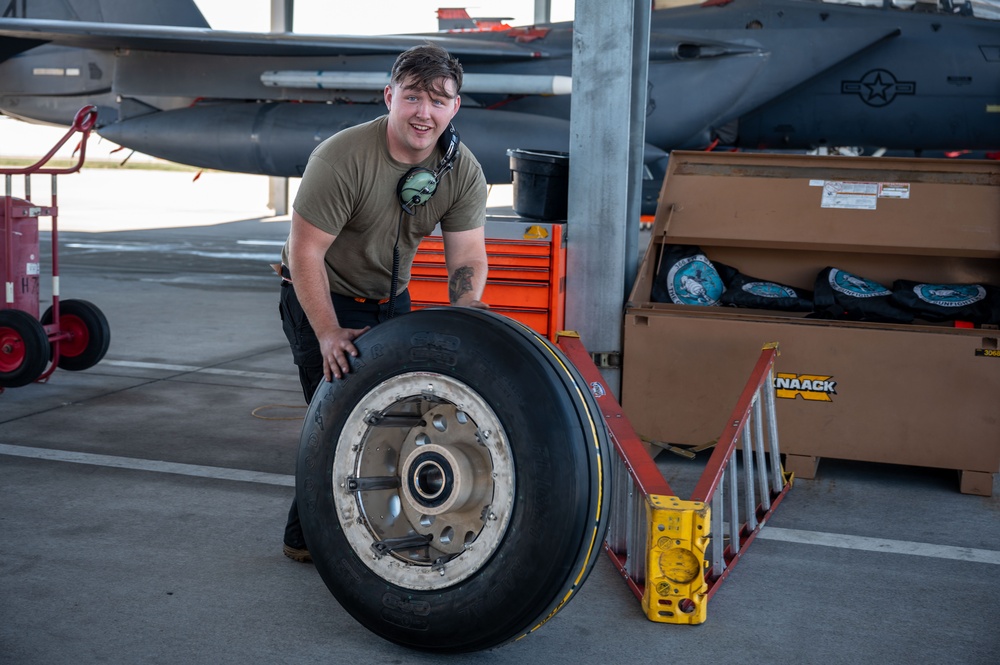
[440,526,455,545]
[420,514,435,527]
[415,461,445,499]
[415,433,431,446]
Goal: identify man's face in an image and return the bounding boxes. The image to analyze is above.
[384,76,461,164]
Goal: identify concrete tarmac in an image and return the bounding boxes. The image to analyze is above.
[1,169,998,664]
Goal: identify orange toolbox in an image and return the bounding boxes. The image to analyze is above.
[411,219,565,340]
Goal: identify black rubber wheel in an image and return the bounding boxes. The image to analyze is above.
[296,308,610,653]
[41,299,110,371]
[0,309,50,387]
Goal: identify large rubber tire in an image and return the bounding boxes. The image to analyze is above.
[41,299,110,371]
[297,308,610,653]
[0,309,50,387]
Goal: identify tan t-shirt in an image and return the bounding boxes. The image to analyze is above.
[284,115,487,299]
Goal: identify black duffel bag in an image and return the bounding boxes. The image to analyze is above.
[813,267,912,323]
[891,280,1000,324]
[720,271,813,312]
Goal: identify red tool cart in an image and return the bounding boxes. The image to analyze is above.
[1,105,110,391]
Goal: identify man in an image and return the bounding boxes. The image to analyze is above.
[277,43,489,562]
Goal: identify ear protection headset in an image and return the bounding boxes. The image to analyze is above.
[396,123,461,215]
[387,123,461,318]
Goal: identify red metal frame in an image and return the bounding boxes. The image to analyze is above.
[691,345,791,599]
[2,105,98,382]
[555,333,674,601]
[557,333,791,613]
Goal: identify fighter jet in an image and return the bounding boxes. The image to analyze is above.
[2,0,999,214]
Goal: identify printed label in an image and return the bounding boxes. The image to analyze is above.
[878,183,910,199]
[774,373,837,402]
[821,181,878,210]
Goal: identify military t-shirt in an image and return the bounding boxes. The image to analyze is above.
[285,115,487,299]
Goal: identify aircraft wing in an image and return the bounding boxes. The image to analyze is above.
[0,17,547,61]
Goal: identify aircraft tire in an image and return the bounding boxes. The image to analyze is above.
[296,307,610,653]
[41,299,111,371]
[0,309,50,387]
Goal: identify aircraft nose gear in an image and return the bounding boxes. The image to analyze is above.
[297,308,610,653]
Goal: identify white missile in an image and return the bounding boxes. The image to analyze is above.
[260,70,572,95]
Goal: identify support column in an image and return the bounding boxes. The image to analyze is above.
[534,0,552,24]
[564,0,650,397]
[268,0,294,216]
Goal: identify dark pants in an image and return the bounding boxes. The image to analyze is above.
[278,279,410,548]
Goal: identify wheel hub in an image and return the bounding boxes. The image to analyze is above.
[0,330,25,371]
[404,447,461,509]
[332,371,514,590]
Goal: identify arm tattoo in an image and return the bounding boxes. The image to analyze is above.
[449,266,475,304]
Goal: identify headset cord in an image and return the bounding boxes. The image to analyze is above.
[387,208,405,319]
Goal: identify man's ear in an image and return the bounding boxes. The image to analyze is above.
[384,85,393,110]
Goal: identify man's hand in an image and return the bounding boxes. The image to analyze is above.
[318,325,371,381]
[453,297,490,310]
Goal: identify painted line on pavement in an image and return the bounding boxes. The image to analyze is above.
[756,526,1000,565]
[103,359,290,381]
[0,443,293,487]
[2,443,998,565]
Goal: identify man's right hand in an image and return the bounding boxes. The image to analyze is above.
[319,325,371,381]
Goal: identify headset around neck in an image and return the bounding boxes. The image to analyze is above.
[396,123,461,215]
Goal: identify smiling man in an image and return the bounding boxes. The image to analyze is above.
[276,43,489,563]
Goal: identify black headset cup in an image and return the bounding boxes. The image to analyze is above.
[397,123,461,214]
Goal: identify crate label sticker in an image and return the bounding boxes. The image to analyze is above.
[774,373,837,401]
[878,182,910,199]
[975,349,1000,359]
[26,262,40,275]
[820,181,878,210]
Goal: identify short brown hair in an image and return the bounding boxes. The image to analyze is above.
[390,43,464,97]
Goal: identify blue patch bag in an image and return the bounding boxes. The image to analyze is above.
[720,271,813,312]
[813,267,912,323]
[890,280,1000,324]
[651,245,733,306]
